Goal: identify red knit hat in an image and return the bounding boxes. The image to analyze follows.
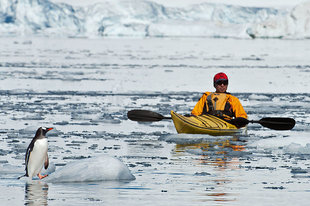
[213,72,228,84]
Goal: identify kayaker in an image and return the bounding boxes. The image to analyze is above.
[191,72,248,128]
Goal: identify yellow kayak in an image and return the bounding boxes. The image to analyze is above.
[170,111,246,136]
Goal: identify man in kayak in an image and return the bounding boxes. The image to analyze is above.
[191,72,248,128]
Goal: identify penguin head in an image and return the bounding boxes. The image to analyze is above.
[35,127,53,138]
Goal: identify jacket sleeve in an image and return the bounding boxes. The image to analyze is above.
[231,96,247,119]
[191,93,208,116]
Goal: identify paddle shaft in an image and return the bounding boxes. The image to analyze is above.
[162,117,172,119]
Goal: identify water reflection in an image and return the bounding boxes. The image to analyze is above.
[24,181,48,206]
[175,137,246,157]
[174,136,247,203]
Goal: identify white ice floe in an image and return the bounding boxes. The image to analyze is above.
[248,94,270,101]
[284,143,310,154]
[0,164,23,174]
[45,155,135,183]
[249,134,310,155]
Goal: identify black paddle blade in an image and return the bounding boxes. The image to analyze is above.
[258,117,296,130]
[127,110,169,122]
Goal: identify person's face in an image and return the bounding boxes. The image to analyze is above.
[214,80,228,93]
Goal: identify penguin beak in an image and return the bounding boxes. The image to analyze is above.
[47,128,53,131]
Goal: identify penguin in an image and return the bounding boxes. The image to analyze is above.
[18,127,53,180]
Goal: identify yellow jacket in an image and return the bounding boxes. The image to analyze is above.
[191,92,247,120]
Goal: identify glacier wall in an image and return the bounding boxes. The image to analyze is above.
[0,0,309,39]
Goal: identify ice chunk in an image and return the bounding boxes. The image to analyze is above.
[284,143,310,155]
[45,155,135,183]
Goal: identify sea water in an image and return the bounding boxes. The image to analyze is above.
[0,37,309,205]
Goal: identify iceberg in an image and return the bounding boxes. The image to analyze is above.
[0,0,309,39]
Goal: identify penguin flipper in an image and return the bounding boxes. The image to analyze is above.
[44,154,49,169]
[25,138,36,174]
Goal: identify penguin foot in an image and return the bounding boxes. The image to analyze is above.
[37,173,48,179]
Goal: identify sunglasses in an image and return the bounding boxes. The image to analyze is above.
[215,80,228,85]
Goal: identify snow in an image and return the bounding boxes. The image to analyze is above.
[1,0,310,38]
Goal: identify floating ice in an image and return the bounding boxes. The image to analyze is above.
[41,162,56,176]
[45,155,135,183]
[249,134,310,155]
[284,143,310,155]
[248,94,270,101]
[0,164,22,174]
[18,126,40,135]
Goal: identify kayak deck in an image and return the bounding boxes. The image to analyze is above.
[170,111,246,136]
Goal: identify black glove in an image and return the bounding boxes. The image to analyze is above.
[230,117,249,128]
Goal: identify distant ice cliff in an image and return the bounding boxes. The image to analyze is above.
[0,0,309,39]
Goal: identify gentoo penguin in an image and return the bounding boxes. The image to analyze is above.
[18,127,53,180]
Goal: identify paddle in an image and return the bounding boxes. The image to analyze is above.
[127,110,172,122]
[127,110,295,130]
[248,118,296,130]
